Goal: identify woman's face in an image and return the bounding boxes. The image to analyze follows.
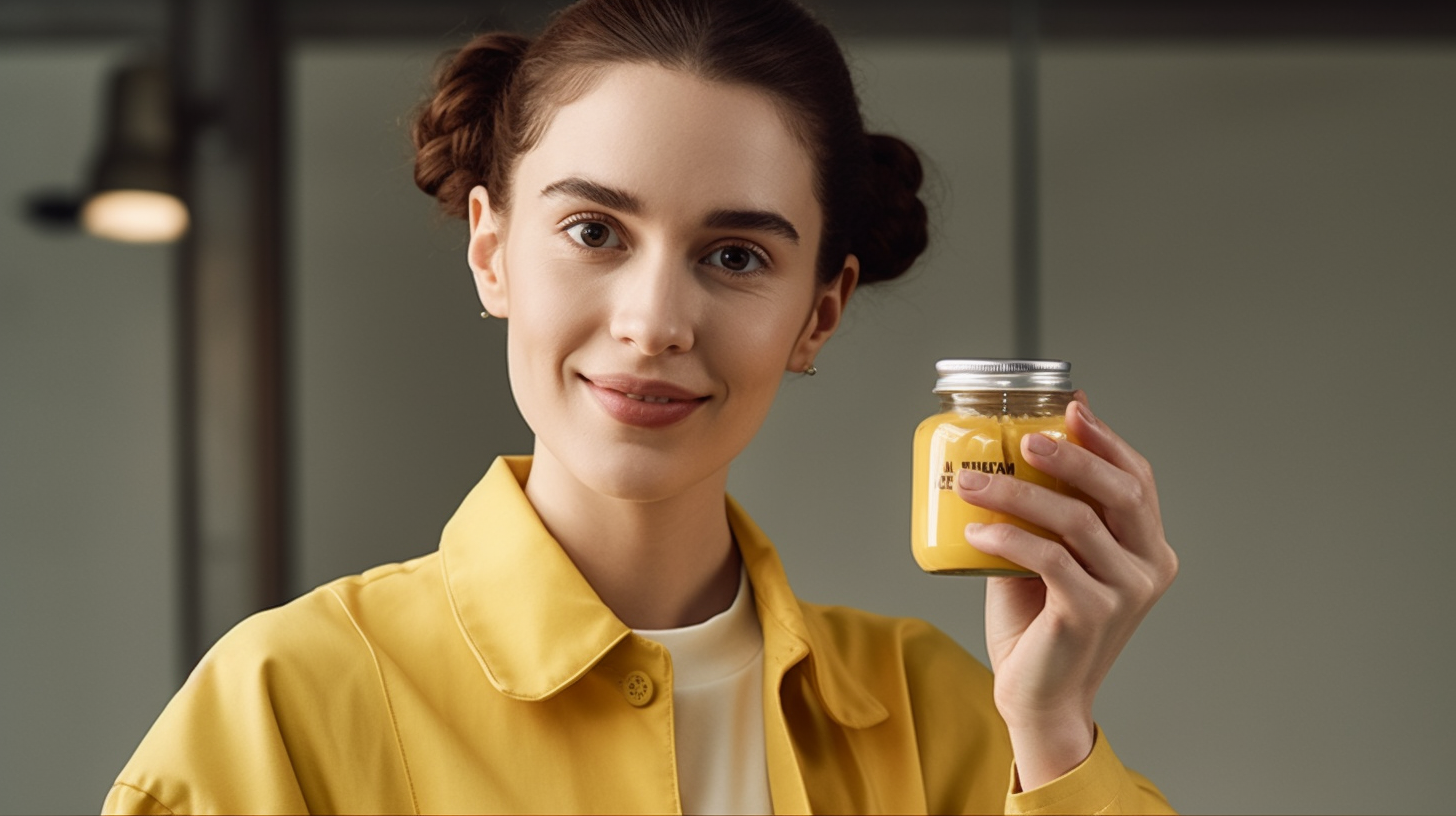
[468,63,855,501]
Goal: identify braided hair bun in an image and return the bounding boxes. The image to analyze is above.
[411,33,530,219]
[852,133,929,285]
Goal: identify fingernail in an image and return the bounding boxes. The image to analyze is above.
[958,469,990,490]
[1075,399,1099,428]
[964,522,984,539]
[1026,432,1057,456]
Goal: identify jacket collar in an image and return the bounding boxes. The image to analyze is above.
[728,494,889,729]
[439,456,887,728]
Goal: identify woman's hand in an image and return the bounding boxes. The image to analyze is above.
[954,391,1177,791]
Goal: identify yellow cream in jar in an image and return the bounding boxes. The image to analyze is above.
[911,359,1077,576]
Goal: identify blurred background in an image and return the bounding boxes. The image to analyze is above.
[2,0,1454,812]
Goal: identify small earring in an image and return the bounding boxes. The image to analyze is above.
[804,364,818,376]
[480,311,491,320]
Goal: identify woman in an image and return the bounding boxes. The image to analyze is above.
[105,0,1177,812]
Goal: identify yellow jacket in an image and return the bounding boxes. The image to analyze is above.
[104,456,1172,814]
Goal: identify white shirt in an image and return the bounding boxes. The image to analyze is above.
[635,569,771,815]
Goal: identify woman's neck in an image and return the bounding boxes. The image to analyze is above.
[521,443,741,630]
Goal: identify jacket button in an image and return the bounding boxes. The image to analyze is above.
[623,670,654,707]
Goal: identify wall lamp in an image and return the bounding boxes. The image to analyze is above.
[26,56,188,244]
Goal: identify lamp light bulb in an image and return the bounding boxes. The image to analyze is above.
[81,189,188,243]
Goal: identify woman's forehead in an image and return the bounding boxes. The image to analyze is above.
[513,63,821,227]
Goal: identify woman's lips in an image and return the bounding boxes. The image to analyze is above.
[583,375,708,429]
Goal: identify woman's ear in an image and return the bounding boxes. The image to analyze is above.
[467,185,509,318]
[788,254,859,373]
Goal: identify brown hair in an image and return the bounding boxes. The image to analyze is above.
[411,0,927,285]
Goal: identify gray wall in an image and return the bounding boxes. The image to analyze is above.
[1037,46,1456,810]
[2,36,1453,816]
[290,44,534,591]
[0,45,178,815]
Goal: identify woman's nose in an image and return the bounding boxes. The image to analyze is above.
[608,251,697,356]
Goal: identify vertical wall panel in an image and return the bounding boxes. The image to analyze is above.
[288,44,534,593]
[1041,47,1456,814]
[0,47,178,814]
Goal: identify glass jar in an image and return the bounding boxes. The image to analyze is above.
[911,359,1076,576]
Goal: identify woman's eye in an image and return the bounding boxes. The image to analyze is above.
[566,221,620,249]
[703,245,765,273]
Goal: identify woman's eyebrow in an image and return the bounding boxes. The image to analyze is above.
[703,209,799,245]
[540,177,642,214]
[540,176,798,244]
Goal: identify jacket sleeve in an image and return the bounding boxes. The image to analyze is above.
[101,611,313,815]
[897,619,1173,814]
[101,589,414,815]
[1005,725,1174,815]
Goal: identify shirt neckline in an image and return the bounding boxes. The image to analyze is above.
[633,567,762,689]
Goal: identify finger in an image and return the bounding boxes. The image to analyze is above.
[1066,400,1156,502]
[956,469,1130,581]
[1057,403,1177,580]
[966,520,1107,609]
[1018,430,1164,558]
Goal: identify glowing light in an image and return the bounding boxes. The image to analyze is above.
[81,189,189,243]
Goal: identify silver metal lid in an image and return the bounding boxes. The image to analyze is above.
[933,358,1073,392]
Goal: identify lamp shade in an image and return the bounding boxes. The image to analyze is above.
[81,59,188,243]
